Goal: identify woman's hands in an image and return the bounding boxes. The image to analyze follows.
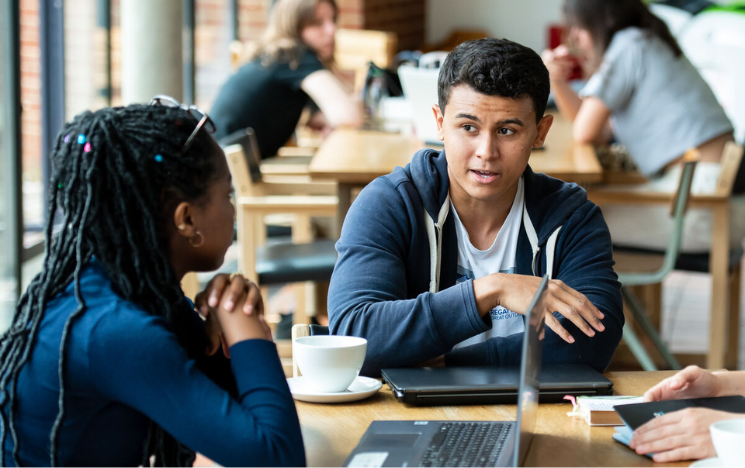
[629,408,738,462]
[643,365,723,402]
[473,273,605,344]
[195,273,272,357]
[628,366,737,462]
[541,45,576,84]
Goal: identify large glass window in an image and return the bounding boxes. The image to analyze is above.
[64,0,111,119]
[0,0,20,333]
[20,0,45,258]
[195,0,233,110]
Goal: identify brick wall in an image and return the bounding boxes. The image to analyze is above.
[363,0,425,52]
[19,0,41,177]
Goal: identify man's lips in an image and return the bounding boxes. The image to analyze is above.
[470,169,501,182]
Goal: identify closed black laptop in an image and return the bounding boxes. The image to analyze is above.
[381,361,613,406]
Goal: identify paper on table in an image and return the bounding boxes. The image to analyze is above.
[613,424,655,459]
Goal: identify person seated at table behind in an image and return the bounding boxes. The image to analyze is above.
[542,0,743,253]
[630,365,745,462]
[0,101,304,467]
[327,38,623,377]
[210,0,362,159]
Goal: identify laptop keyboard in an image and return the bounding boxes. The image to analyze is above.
[418,422,513,467]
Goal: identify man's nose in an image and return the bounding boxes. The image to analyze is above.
[475,133,498,160]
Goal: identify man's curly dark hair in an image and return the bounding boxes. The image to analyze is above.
[437,38,550,123]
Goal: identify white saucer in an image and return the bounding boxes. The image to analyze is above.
[690,457,723,467]
[287,376,382,403]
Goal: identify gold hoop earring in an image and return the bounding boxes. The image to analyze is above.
[189,231,204,248]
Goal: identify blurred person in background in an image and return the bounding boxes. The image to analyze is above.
[542,0,743,254]
[211,0,362,158]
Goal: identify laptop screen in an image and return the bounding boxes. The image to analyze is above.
[514,274,548,467]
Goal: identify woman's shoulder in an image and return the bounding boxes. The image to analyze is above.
[607,27,646,55]
[49,261,169,334]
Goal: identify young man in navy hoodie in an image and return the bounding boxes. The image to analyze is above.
[328,38,623,376]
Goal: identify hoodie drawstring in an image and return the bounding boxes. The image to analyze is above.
[523,206,562,279]
[425,195,450,293]
[427,200,562,291]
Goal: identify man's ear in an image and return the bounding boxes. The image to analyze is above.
[432,104,445,141]
[533,114,554,149]
[173,201,198,238]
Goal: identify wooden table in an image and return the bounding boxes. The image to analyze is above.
[296,370,687,467]
[308,114,602,230]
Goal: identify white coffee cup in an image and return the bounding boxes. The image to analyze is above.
[294,335,367,393]
[710,419,745,467]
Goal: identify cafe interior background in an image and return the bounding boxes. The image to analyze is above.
[1,0,744,372]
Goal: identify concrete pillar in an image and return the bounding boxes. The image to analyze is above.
[120,0,183,104]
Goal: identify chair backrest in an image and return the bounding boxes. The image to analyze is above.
[335,29,398,93]
[716,141,745,196]
[224,141,259,199]
[220,127,263,182]
[619,154,698,286]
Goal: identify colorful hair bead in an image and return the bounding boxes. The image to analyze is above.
[154,154,163,163]
[83,142,91,153]
[63,134,71,143]
[77,134,86,144]
[57,183,64,189]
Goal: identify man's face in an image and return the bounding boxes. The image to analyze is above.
[434,85,553,206]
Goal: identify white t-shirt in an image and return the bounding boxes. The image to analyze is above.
[451,177,525,349]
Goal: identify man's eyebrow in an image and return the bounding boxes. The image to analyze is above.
[454,113,481,123]
[498,118,524,126]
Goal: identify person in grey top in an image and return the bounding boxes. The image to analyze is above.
[543,0,742,253]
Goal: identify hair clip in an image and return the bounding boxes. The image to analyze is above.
[77,134,86,144]
[83,143,91,153]
[154,154,164,163]
[63,134,71,143]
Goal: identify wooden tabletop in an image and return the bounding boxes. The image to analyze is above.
[308,113,603,185]
[296,370,689,467]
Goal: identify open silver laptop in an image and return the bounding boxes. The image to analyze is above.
[397,66,442,145]
[343,275,549,468]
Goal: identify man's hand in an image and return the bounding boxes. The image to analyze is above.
[473,273,605,343]
[629,407,738,462]
[643,365,723,402]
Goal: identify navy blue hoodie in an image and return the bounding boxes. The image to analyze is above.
[328,148,623,377]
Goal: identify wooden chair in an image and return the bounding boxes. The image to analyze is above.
[591,142,744,369]
[223,131,338,335]
[334,29,398,94]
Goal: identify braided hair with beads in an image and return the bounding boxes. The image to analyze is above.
[0,103,221,467]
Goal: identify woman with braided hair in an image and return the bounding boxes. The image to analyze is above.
[0,98,305,467]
